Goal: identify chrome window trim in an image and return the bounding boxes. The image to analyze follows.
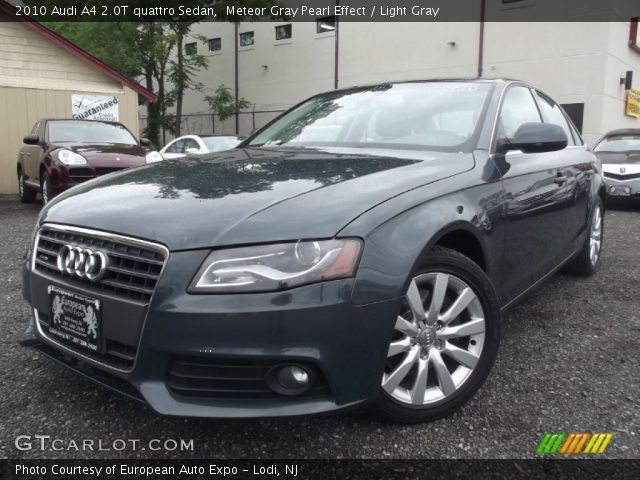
[31,222,170,374]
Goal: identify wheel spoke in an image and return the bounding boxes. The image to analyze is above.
[426,273,448,326]
[440,287,476,325]
[410,358,429,405]
[430,350,456,396]
[438,318,485,340]
[395,315,419,337]
[382,347,419,393]
[406,279,426,325]
[387,337,412,357]
[443,342,480,369]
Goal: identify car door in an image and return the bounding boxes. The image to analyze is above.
[496,85,572,302]
[533,90,592,250]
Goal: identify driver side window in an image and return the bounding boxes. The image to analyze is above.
[498,86,542,140]
[182,138,200,152]
[166,139,184,153]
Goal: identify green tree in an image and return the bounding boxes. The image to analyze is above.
[204,85,251,122]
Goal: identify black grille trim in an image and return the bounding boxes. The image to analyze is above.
[167,356,331,399]
[604,172,640,181]
[34,225,167,303]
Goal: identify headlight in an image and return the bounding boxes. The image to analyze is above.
[189,239,362,293]
[57,149,87,165]
[145,151,163,163]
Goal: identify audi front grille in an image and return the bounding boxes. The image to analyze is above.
[33,224,168,303]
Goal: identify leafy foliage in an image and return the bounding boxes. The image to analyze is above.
[204,85,251,121]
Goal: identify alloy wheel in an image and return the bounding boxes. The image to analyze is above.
[18,173,24,198]
[382,272,486,405]
[590,205,602,266]
[42,178,49,204]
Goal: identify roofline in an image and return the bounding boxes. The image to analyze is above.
[602,128,640,137]
[0,1,156,103]
[330,77,518,93]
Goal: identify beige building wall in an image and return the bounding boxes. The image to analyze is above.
[0,12,142,194]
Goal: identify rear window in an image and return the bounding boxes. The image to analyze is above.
[594,135,640,152]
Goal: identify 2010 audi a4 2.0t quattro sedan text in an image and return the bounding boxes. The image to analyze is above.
[22,79,605,423]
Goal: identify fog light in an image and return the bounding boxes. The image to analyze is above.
[266,364,315,396]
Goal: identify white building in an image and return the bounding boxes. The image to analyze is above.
[171,18,640,147]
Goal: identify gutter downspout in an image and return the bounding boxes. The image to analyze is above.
[334,1,340,89]
[235,22,239,134]
[478,0,485,78]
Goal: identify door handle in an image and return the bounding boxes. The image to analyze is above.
[553,176,568,185]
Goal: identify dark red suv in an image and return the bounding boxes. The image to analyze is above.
[17,119,161,204]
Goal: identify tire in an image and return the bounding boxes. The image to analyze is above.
[374,246,501,424]
[41,173,52,205]
[565,196,604,276]
[18,168,36,203]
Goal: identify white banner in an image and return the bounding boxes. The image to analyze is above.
[71,95,119,121]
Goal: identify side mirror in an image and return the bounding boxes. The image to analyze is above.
[23,134,40,145]
[140,138,152,147]
[185,147,200,154]
[496,123,568,154]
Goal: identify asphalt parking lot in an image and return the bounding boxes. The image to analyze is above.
[0,195,638,460]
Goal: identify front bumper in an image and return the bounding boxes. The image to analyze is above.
[22,249,400,418]
[603,175,640,199]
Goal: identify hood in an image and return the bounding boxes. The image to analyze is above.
[41,147,474,250]
[54,143,148,168]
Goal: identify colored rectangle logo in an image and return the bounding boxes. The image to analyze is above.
[537,433,612,455]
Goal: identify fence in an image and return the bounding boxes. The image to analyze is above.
[139,108,285,146]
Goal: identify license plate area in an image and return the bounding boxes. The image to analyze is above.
[609,185,631,196]
[48,285,102,353]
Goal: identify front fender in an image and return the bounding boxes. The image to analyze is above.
[343,170,505,305]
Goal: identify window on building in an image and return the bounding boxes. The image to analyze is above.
[317,16,336,34]
[275,24,292,40]
[185,42,197,55]
[535,91,575,146]
[497,86,542,140]
[239,31,254,47]
[208,37,221,52]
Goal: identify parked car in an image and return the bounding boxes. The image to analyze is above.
[17,119,162,205]
[160,134,241,159]
[594,128,640,201]
[22,79,604,423]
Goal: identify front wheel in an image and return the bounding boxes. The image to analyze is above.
[374,246,501,423]
[41,174,52,205]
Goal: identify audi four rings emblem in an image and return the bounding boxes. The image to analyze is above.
[56,245,109,281]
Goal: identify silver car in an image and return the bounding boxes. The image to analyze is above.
[594,129,640,200]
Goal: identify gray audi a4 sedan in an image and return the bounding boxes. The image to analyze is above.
[22,79,605,423]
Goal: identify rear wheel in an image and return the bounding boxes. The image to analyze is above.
[374,247,501,423]
[18,169,36,203]
[565,196,603,276]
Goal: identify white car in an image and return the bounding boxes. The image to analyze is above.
[160,134,242,159]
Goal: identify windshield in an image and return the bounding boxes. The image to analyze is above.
[48,121,138,145]
[248,82,493,152]
[595,135,640,152]
[202,136,241,152]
